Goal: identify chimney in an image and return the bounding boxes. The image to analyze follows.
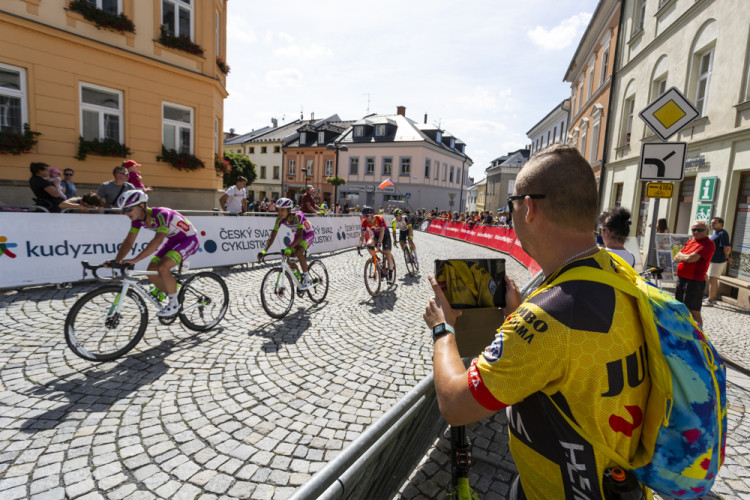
[424,113,428,124]
[397,106,406,116]
[271,118,278,128]
[229,128,235,134]
[311,112,314,120]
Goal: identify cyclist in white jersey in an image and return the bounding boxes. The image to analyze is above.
[391,209,416,258]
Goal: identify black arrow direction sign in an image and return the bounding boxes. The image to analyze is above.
[643,150,676,178]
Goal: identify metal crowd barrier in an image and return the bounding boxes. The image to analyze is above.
[289,271,542,499]
[0,204,49,213]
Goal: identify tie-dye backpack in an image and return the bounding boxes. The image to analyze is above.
[549,254,727,498]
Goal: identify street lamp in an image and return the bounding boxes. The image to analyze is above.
[300,167,312,203]
[326,142,348,211]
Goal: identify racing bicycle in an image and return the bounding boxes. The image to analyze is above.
[64,261,229,362]
[259,251,329,319]
[398,239,419,277]
[357,245,396,296]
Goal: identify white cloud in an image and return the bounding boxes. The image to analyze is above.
[274,43,333,60]
[457,87,513,112]
[527,12,592,51]
[227,18,257,45]
[265,68,303,88]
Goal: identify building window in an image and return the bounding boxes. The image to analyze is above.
[365,157,375,175]
[261,146,267,153]
[274,146,280,153]
[443,163,447,181]
[586,63,595,100]
[436,131,442,143]
[300,132,306,145]
[375,124,386,136]
[249,147,255,154]
[449,166,454,183]
[621,96,635,145]
[273,166,279,179]
[449,138,455,148]
[382,157,392,176]
[613,183,624,208]
[400,157,411,176]
[580,130,588,160]
[81,83,123,142]
[288,159,295,175]
[86,0,121,14]
[305,159,313,176]
[457,167,462,184]
[590,120,601,163]
[434,161,439,180]
[632,0,646,34]
[162,102,192,153]
[599,48,610,86]
[349,157,359,175]
[318,131,325,144]
[216,10,220,57]
[547,131,551,146]
[653,76,667,99]
[353,126,364,137]
[425,158,431,178]
[0,63,27,133]
[577,84,584,113]
[260,166,267,179]
[325,160,333,177]
[553,126,558,143]
[214,118,219,155]
[695,49,714,116]
[162,0,193,39]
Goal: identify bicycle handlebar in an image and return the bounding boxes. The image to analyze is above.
[81,260,133,281]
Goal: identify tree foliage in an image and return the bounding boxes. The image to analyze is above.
[222,151,257,187]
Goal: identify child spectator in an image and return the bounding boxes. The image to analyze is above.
[123,160,152,192]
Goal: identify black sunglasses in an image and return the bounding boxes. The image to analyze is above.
[691,228,706,233]
[507,194,546,214]
[122,206,136,213]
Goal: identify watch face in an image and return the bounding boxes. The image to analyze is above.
[433,323,446,337]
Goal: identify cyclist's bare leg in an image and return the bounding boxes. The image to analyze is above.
[148,258,178,294]
[384,250,395,270]
[408,238,416,252]
[295,246,308,273]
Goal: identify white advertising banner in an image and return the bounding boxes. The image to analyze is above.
[0,213,363,288]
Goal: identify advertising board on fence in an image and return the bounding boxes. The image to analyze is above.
[426,220,541,275]
[0,213,363,288]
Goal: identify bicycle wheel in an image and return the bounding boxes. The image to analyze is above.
[403,248,416,277]
[261,267,295,318]
[64,285,148,362]
[412,248,419,272]
[364,259,381,296]
[178,272,229,331]
[306,260,329,304]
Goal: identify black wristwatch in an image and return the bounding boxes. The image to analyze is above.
[432,322,456,343]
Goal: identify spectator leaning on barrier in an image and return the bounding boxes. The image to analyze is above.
[220,176,248,215]
[301,185,319,214]
[60,192,105,213]
[600,207,636,268]
[29,162,65,212]
[97,166,135,209]
[705,217,732,307]
[61,169,77,199]
[673,220,714,325]
[423,144,650,499]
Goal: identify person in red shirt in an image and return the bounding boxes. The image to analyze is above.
[301,185,320,214]
[673,220,715,325]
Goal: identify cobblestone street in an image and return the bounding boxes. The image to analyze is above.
[1,231,749,499]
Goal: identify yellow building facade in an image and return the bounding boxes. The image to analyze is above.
[0,0,228,209]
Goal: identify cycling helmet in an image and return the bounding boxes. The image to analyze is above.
[361,205,374,215]
[118,190,148,209]
[275,198,294,209]
[393,208,403,216]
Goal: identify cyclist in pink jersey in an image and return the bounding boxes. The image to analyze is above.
[257,198,315,290]
[113,190,199,317]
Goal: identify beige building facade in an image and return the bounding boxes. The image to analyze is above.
[0,0,228,209]
[602,0,750,288]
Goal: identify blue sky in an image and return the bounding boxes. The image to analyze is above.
[224,0,599,181]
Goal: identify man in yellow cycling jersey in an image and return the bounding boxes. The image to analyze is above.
[391,208,417,260]
[435,260,495,308]
[424,145,650,500]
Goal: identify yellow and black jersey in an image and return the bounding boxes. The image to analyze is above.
[468,249,651,499]
[436,260,497,308]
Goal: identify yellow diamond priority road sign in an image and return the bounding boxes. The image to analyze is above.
[646,182,674,198]
[639,87,700,141]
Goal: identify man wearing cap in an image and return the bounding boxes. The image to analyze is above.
[301,185,320,214]
[123,160,151,192]
[98,166,135,208]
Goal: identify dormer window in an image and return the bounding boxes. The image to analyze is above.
[375,124,386,137]
[436,131,442,142]
[354,126,364,137]
[318,131,325,144]
[449,138,455,148]
[300,132,306,145]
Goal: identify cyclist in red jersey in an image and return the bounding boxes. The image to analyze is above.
[358,205,396,283]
